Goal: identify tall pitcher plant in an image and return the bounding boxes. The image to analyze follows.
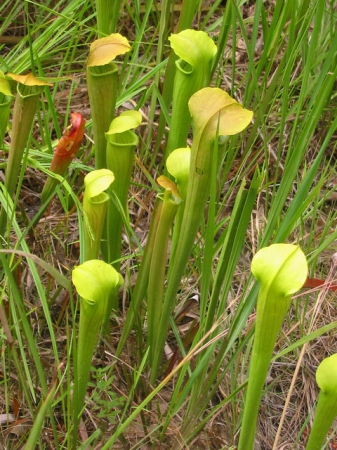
[150,88,252,380]
[86,34,131,170]
[82,169,115,262]
[0,73,52,235]
[72,259,123,448]
[167,88,252,300]
[165,30,217,158]
[103,110,142,267]
[238,244,308,450]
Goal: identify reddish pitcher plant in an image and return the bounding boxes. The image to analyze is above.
[41,113,86,204]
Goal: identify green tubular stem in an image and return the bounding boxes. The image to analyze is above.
[76,302,105,412]
[5,90,39,198]
[40,176,59,205]
[73,303,103,448]
[0,87,40,236]
[116,197,163,357]
[73,285,118,448]
[83,192,109,262]
[306,353,337,449]
[164,135,215,314]
[165,58,211,159]
[72,260,122,447]
[86,63,118,170]
[154,133,214,376]
[238,245,307,449]
[158,88,252,366]
[154,0,201,153]
[104,130,137,267]
[103,131,138,318]
[238,289,291,450]
[204,170,261,330]
[147,190,179,384]
[306,392,337,450]
[95,0,116,36]
[153,134,217,378]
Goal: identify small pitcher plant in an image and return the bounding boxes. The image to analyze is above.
[154,88,253,372]
[306,353,337,449]
[82,169,115,262]
[72,259,123,446]
[238,244,308,449]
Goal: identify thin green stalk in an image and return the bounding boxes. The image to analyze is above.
[116,197,163,357]
[147,188,180,383]
[204,170,261,330]
[24,375,59,450]
[211,0,232,78]
[306,354,337,450]
[95,0,119,37]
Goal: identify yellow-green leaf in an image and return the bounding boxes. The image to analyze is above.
[316,354,337,394]
[251,244,308,297]
[84,169,114,199]
[169,29,217,67]
[106,110,142,135]
[87,33,131,67]
[0,71,13,97]
[72,259,122,305]
[7,72,53,87]
[189,87,253,137]
[157,175,180,199]
[166,147,190,185]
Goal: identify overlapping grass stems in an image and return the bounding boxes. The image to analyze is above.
[1,0,337,449]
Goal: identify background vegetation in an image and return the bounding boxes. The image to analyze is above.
[1,0,337,448]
